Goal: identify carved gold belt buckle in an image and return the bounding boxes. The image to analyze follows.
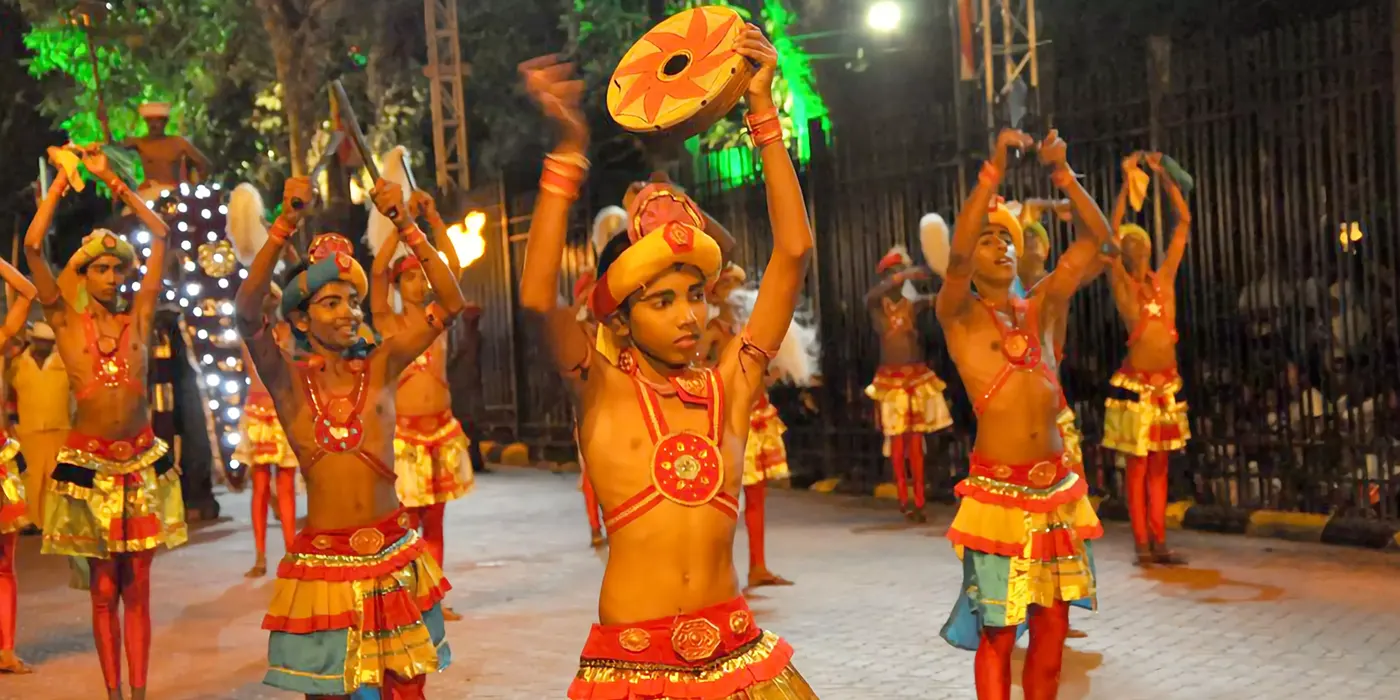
[1027,460,1058,488]
[349,527,385,556]
[671,617,722,662]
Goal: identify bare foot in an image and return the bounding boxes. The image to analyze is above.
[590,530,606,549]
[908,508,928,524]
[747,569,795,588]
[1132,547,1154,567]
[1152,546,1187,566]
[1066,628,1088,639]
[0,650,33,674]
[245,556,267,578]
[442,606,463,622]
[130,688,146,700]
[106,689,124,700]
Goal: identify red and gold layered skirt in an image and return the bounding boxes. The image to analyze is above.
[42,427,186,558]
[232,392,298,469]
[0,435,28,535]
[744,395,790,486]
[568,596,817,699]
[864,363,953,442]
[394,411,474,508]
[262,509,452,695]
[1103,366,1191,457]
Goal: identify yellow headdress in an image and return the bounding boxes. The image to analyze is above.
[986,197,1024,255]
[1119,223,1151,246]
[588,183,722,364]
[71,229,137,271]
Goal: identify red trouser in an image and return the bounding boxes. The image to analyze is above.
[412,503,448,570]
[582,475,601,533]
[250,466,296,559]
[743,482,768,572]
[890,433,926,509]
[1126,451,1170,547]
[0,532,16,653]
[975,601,1070,700]
[90,551,156,691]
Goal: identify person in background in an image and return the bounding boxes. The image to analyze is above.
[10,321,71,533]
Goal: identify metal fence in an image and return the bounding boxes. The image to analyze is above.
[473,1,1400,523]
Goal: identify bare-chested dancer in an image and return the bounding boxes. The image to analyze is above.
[937,129,1106,700]
[518,27,819,698]
[1104,152,1193,566]
[28,146,187,700]
[236,176,464,698]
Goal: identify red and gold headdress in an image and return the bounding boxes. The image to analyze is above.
[876,245,912,275]
[588,182,722,363]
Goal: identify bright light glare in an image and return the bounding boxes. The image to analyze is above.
[446,210,488,270]
[866,1,902,32]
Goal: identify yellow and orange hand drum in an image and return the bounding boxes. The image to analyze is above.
[607,6,756,140]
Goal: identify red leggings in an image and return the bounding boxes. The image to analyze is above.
[975,601,1070,700]
[582,476,601,533]
[1126,452,1170,547]
[90,550,156,691]
[413,503,448,570]
[0,532,16,652]
[251,466,297,558]
[889,433,926,509]
[743,482,768,572]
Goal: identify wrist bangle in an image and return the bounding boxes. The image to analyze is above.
[540,153,589,202]
[978,162,1002,187]
[401,224,427,247]
[745,108,784,149]
[1051,167,1077,189]
[269,217,295,242]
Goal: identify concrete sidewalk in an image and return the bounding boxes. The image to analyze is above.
[4,467,1399,699]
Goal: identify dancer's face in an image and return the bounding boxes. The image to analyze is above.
[83,255,129,305]
[398,267,429,307]
[972,227,1018,285]
[1122,235,1151,272]
[294,281,363,351]
[1020,234,1048,274]
[612,265,707,368]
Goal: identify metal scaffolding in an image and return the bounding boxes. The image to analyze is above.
[961,0,1040,149]
[423,0,470,192]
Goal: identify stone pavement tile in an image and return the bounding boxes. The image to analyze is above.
[4,467,1400,699]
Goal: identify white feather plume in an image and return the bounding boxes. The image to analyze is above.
[919,213,950,278]
[726,285,820,387]
[226,183,269,267]
[365,146,413,261]
[592,206,627,254]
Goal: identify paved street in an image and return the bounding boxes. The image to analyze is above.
[5,466,1399,699]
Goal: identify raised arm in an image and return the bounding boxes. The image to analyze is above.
[1107,154,1138,284]
[411,190,462,280]
[516,55,595,381]
[234,178,310,395]
[372,180,468,376]
[24,170,69,313]
[936,129,1033,322]
[0,260,36,342]
[369,225,401,322]
[1035,131,1112,310]
[1150,154,1192,281]
[723,26,813,393]
[82,149,171,325]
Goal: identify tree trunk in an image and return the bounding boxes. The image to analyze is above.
[254,0,314,177]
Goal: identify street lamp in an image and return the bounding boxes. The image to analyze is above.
[866,1,902,33]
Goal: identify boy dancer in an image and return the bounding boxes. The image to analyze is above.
[937,130,1106,700]
[0,263,37,674]
[518,25,819,698]
[28,147,187,700]
[235,175,465,697]
[369,171,474,619]
[1104,152,1193,565]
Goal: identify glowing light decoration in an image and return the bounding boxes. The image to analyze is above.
[866,1,902,32]
[446,210,488,270]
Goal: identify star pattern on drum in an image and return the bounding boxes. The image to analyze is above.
[614,9,741,124]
